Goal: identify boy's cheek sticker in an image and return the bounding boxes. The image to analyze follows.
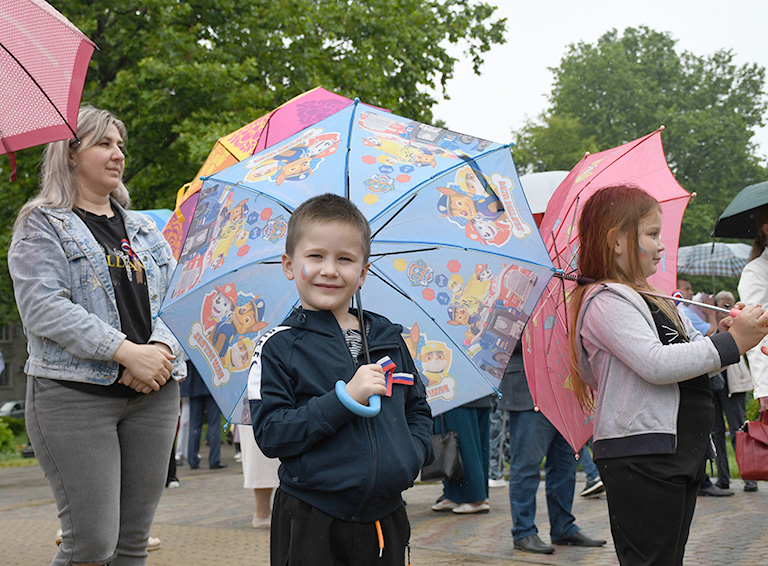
[300,266,308,280]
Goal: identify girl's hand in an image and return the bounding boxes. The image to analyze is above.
[727,304,768,355]
[718,301,745,333]
[113,341,174,391]
[345,364,387,405]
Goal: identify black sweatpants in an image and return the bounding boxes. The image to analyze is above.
[270,489,410,566]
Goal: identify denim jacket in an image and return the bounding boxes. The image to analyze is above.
[8,201,185,384]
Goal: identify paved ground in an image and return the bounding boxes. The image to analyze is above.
[3,443,767,565]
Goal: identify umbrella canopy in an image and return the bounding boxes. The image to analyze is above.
[0,0,96,180]
[677,242,751,279]
[158,99,555,423]
[162,87,354,257]
[712,180,768,240]
[523,128,692,453]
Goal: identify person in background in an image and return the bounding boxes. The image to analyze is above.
[578,439,604,497]
[238,421,280,528]
[430,397,493,514]
[9,105,184,565]
[488,399,509,488]
[498,343,606,555]
[186,360,227,470]
[738,204,768,414]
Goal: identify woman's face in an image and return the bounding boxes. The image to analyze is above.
[70,124,125,199]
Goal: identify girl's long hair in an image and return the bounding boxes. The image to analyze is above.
[13,105,130,233]
[567,184,682,411]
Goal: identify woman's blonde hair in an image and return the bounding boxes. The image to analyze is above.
[566,185,682,411]
[14,105,130,232]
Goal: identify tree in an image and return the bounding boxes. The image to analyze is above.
[513,26,767,246]
[0,0,506,325]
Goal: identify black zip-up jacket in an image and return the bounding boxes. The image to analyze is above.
[248,307,434,522]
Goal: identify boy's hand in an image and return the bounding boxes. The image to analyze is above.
[346,364,387,405]
[727,304,768,355]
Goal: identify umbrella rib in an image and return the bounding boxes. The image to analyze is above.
[0,41,78,141]
[344,99,361,200]
[370,194,419,240]
[366,144,512,227]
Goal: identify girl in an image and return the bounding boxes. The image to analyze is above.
[567,185,768,566]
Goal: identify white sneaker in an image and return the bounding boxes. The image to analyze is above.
[147,536,162,551]
[234,452,242,462]
[488,477,508,488]
[166,480,181,489]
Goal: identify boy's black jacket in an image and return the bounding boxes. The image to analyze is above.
[249,307,434,522]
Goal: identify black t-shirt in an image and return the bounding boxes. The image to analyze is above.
[60,207,152,397]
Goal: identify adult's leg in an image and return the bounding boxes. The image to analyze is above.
[187,395,204,468]
[723,392,747,453]
[579,438,599,482]
[711,388,730,486]
[544,430,579,541]
[204,395,223,467]
[175,396,190,460]
[597,454,691,566]
[507,410,551,541]
[114,381,179,565]
[489,402,506,480]
[26,377,122,566]
[441,407,489,504]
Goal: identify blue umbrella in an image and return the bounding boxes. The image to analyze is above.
[158,100,555,423]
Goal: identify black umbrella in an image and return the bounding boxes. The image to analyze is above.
[712,180,768,239]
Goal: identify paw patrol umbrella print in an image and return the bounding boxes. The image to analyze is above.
[158,97,556,423]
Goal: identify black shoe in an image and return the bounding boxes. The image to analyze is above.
[552,531,607,547]
[189,464,199,470]
[744,480,759,492]
[698,484,734,496]
[514,534,555,554]
[210,462,228,470]
[714,480,730,490]
[580,478,605,497]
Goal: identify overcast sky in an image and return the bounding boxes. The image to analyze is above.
[433,0,768,164]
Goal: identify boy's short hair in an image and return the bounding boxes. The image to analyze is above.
[285,194,371,262]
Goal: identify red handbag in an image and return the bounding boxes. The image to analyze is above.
[735,411,768,481]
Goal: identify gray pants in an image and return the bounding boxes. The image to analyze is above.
[26,376,179,565]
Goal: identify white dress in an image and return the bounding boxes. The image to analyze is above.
[238,424,280,489]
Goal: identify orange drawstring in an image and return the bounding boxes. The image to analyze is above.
[375,519,384,558]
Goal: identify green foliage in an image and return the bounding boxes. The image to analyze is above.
[0,420,15,454]
[513,26,768,246]
[0,417,26,437]
[0,0,506,325]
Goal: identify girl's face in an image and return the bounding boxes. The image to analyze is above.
[615,209,664,280]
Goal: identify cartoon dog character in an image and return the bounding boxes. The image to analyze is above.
[210,296,268,358]
[420,341,452,386]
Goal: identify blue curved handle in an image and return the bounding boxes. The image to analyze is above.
[335,380,381,417]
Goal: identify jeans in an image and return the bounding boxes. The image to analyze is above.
[711,389,747,485]
[579,438,599,482]
[26,376,179,565]
[489,402,509,480]
[188,394,223,468]
[507,409,578,541]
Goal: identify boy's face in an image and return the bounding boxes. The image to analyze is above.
[282,221,370,323]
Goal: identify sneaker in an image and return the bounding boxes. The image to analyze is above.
[580,478,605,497]
[252,514,271,529]
[55,529,62,546]
[488,477,508,488]
[431,499,458,512]
[234,451,242,462]
[147,536,162,551]
[166,479,181,489]
[452,501,490,514]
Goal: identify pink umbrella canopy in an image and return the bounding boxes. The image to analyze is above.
[522,128,692,454]
[0,0,96,180]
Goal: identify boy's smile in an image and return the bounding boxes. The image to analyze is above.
[282,221,370,325]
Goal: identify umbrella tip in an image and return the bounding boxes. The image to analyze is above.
[659,125,666,131]
[691,192,697,198]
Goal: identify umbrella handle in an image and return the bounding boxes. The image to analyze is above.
[335,381,381,417]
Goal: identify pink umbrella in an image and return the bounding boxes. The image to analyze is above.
[162,87,355,257]
[522,128,692,454]
[0,0,96,180]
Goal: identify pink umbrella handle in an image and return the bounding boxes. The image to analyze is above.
[727,308,768,357]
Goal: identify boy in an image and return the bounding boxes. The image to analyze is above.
[248,194,434,566]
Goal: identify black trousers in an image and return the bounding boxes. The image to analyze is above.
[271,489,410,566]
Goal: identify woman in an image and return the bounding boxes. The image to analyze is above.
[8,105,184,565]
[738,205,768,413]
